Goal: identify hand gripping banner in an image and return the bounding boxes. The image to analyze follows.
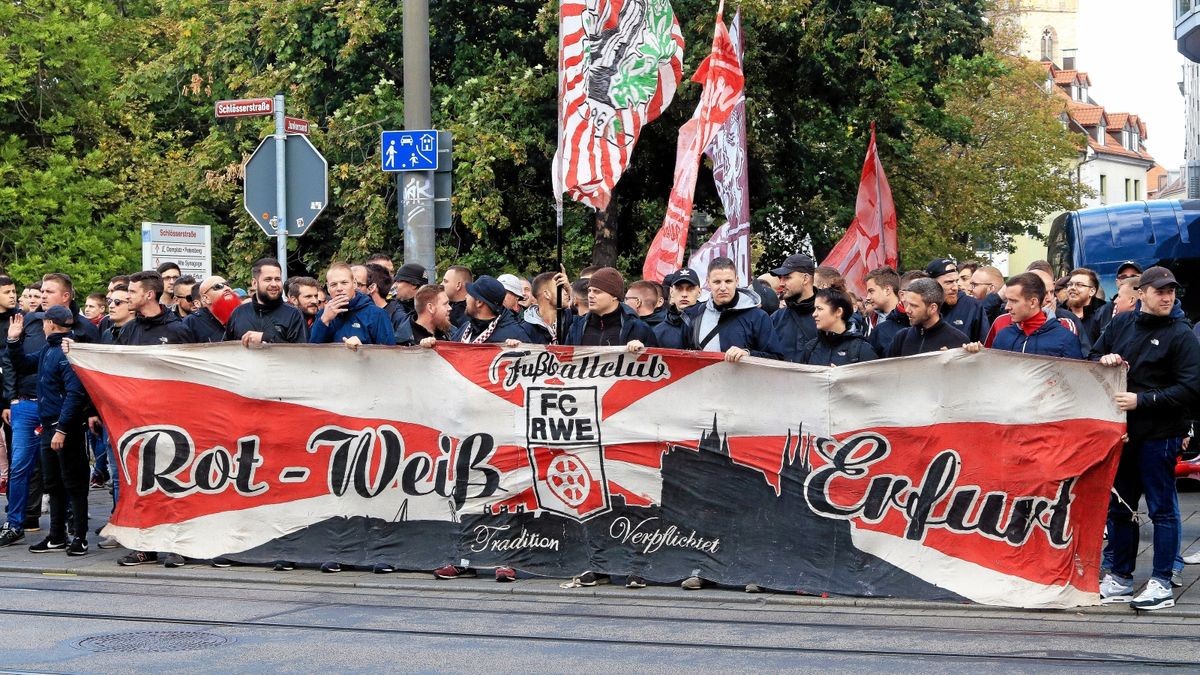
[67,343,1125,608]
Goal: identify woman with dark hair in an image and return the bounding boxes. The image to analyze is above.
[799,288,878,366]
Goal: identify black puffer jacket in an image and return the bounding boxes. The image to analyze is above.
[800,329,878,367]
[225,294,307,343]
[116,306,195,345]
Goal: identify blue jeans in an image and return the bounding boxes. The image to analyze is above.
[1106,437,1181,585]
[89,427,110,476]
[5,400,40,530]
[104,426,118,508]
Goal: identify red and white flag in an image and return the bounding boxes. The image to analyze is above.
[688,10,749,288]
[822,123,899,299]
[553,0,685,211]
[642,2,745,282]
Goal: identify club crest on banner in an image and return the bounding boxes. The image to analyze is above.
[525,387,612,520]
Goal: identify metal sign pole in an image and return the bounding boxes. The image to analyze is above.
[273,93,289,280]
[402,0,435,280]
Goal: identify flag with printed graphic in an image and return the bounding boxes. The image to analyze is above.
[553,0,685,211]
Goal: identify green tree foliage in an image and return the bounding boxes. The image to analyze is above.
[0,0,1085,293]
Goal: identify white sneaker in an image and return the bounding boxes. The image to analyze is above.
[1099,573,1135,604]
[1184,551,1200,565]
[1129,579,1175,611]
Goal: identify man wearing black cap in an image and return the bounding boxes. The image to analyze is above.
[654,268,701,349]
[392,263,428,317]
[449,275,530,344]
[770,253,818,362]
[926,258,988,342]
[1115,261,1142,282]
[4,307,90,555]
[1092,266,1200,611]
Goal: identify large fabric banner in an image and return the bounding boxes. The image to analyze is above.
[68,343,1125,608]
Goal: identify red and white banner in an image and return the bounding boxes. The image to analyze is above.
[553,0,685,211]
[822,123,899,299]
[688,10,750,289]
[643,3,745,282]
[69,343,1124,608]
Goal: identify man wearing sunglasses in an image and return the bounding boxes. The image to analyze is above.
[182,276,233,343]
[172,276,197,318]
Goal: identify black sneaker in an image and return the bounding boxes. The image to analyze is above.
[66,538,88,556]
[625,575,646,589]
[576,571,610,587]
[272,560,295,571]
[0,527,24,547]
[372,563,395,574]
[320,561,342,573]
[162,553,186,568]
[118,551,158,566]
[211,557,233,568]
[23,517,41,532]
[28,536,67,553]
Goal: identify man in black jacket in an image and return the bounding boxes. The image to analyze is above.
[654,268,701,349]
[118,271,195,347]
[888,278,968,357]
[1092,267,1200,611]
[224,259,308,346]
[927,259,988,342]
[182,276,230,343]
[564,267,657,349]
[770,253,818,362]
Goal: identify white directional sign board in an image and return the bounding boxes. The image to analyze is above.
[141,222,212,279]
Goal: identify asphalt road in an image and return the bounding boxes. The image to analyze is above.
[1,569,1198,674]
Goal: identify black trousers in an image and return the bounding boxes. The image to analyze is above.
[40,424,89,543]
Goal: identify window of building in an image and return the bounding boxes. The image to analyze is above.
[1072,84,1080,101]
[1100,175,1108,203]
[1125,178,1132,201]
[1041,28,1056,62]
[1135,179,1141,200]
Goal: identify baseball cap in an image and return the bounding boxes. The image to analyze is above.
[925,258,957,278]
[1116,261,1143,275]
[671,268,701,287]
[1135,266,1181,290]
[496,273,524,298]
[31,305,76,328]
[770,253,816,276]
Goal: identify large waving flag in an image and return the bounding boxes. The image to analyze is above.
[687,10,749,288]
[643,2,745,282]
[821,123,899,299]
[553,0,685,211]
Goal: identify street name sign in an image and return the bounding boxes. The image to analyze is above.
[215,98,275,118]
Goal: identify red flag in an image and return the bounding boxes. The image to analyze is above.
[821,123,899,299]
[642,2,744,282]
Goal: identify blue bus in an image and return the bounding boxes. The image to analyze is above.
[1047,199,1200,315]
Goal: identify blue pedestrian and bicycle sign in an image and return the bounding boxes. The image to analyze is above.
[381,130,439,171]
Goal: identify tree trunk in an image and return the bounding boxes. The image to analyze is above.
[591,198,619,267]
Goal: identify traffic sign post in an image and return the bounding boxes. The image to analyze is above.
[141,223,212,279]
[243,130,329,236]
[272,94,287,279]
[381,130,439,172]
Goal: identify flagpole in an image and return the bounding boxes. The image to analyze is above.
[554,0,566,343]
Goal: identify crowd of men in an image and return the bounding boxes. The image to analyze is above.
[0,252,1198,609]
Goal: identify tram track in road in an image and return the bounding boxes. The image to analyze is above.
[1,573,1197,642]
[1,604,1197,669]
[2,569,1200,662]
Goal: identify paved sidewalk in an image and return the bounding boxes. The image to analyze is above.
[2,482,1198,617]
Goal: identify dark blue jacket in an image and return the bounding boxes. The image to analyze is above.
[941,294,989,342]
[182,308,227,343]
[689,289,783,359]
[565,303,657,347]
[225,295,308,343]
[309,292,396,345]
[889,319,968,357]
[800,329,878,366]
[451,309,532,344]
[7,332,88,429]
[11,307,99,400]
[869,307,909,356]
[384,299,417,345]
[653,307,693,349]
[771,294,817,362]
[115,306,194,346]
[991,317,1083,359]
